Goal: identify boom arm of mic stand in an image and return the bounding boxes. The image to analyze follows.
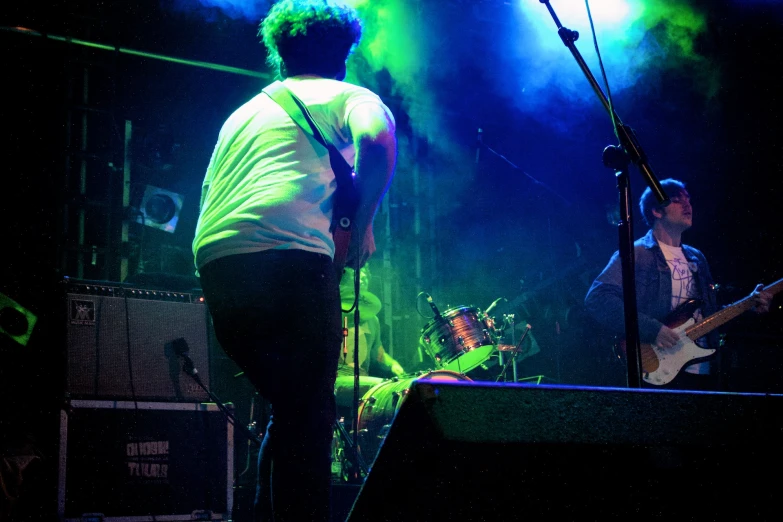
[540,1,669,206]
[539,0,667,387]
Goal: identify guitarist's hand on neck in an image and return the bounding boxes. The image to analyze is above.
[750,284,773,314]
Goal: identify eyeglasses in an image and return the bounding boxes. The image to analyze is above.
[669,195,691,205]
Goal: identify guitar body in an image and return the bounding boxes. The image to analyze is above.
[616,278,781,386]
[639,318,716,386]
[620,299,715,386]
[333,225,351,283]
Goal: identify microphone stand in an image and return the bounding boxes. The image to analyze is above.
[180,354,262,446]
[348,277,364,482]
[337,268,368,482]
[538,0,669,388]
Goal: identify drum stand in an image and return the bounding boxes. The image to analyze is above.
[497,314,519,382]
[518,374,546,385]
[334,415,368,483]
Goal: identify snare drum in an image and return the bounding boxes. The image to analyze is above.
[356,370,471,467]
[420,306,496,373]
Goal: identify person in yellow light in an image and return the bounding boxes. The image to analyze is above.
[337,266,405,380]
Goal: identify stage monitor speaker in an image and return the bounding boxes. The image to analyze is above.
[347,382,783,521]
[63,278,210,401]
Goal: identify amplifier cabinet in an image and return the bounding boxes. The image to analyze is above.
[57,400,233,521]
[64,279,211,402]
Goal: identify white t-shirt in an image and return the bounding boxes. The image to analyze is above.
[658,242,695,309]
[193,77,393,270]
[658,242,709,374]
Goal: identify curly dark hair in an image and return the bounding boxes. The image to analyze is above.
[639,178,687,228]
[259,0,363,79]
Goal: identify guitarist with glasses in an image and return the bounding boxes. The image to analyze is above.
[584,178,772,390]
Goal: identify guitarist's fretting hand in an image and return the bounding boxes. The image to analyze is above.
[750,284,773,314]
[655,325,681,350]
[655,284,772,348]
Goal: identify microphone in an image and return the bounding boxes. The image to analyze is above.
[181,353,198,376]
[172,337,198,376]
[475,128,483,164]
[425,294,442,317]
[484,297,507,316]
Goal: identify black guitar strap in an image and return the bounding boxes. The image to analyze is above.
[261,81,359,238]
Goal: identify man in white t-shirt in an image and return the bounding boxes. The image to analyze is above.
[193,2,397,521]
[585,179,771,390]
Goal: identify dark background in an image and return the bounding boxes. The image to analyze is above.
[1,0,782,518]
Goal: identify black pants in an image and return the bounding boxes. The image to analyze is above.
[199,250,342,522]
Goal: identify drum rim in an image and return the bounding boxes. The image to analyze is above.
[420,304,486,331]
[355,369,472,464]
[414,369,473,381]
[435,342,495,364]
[359,369,472,403]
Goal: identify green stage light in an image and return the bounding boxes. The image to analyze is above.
[0,292,37,347]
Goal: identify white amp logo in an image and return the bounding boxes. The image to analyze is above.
[70,299,96,325]
[126,440,169,480]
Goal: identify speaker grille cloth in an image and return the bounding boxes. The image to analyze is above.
[66,294,210,401]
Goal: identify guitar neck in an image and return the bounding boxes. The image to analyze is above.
[685,278,783,340]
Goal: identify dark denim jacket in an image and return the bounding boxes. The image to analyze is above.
[584,229,718,347]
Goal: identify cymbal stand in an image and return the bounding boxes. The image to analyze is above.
[496,322,530,383]
[496,319,506,373]
[495,313,518,382]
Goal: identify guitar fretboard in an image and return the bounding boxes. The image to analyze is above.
[685,278,783,340]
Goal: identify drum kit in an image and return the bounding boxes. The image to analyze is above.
[332,298,533,483]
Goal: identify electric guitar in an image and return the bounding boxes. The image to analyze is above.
[332,173,357,283]
[618,278,782,386]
